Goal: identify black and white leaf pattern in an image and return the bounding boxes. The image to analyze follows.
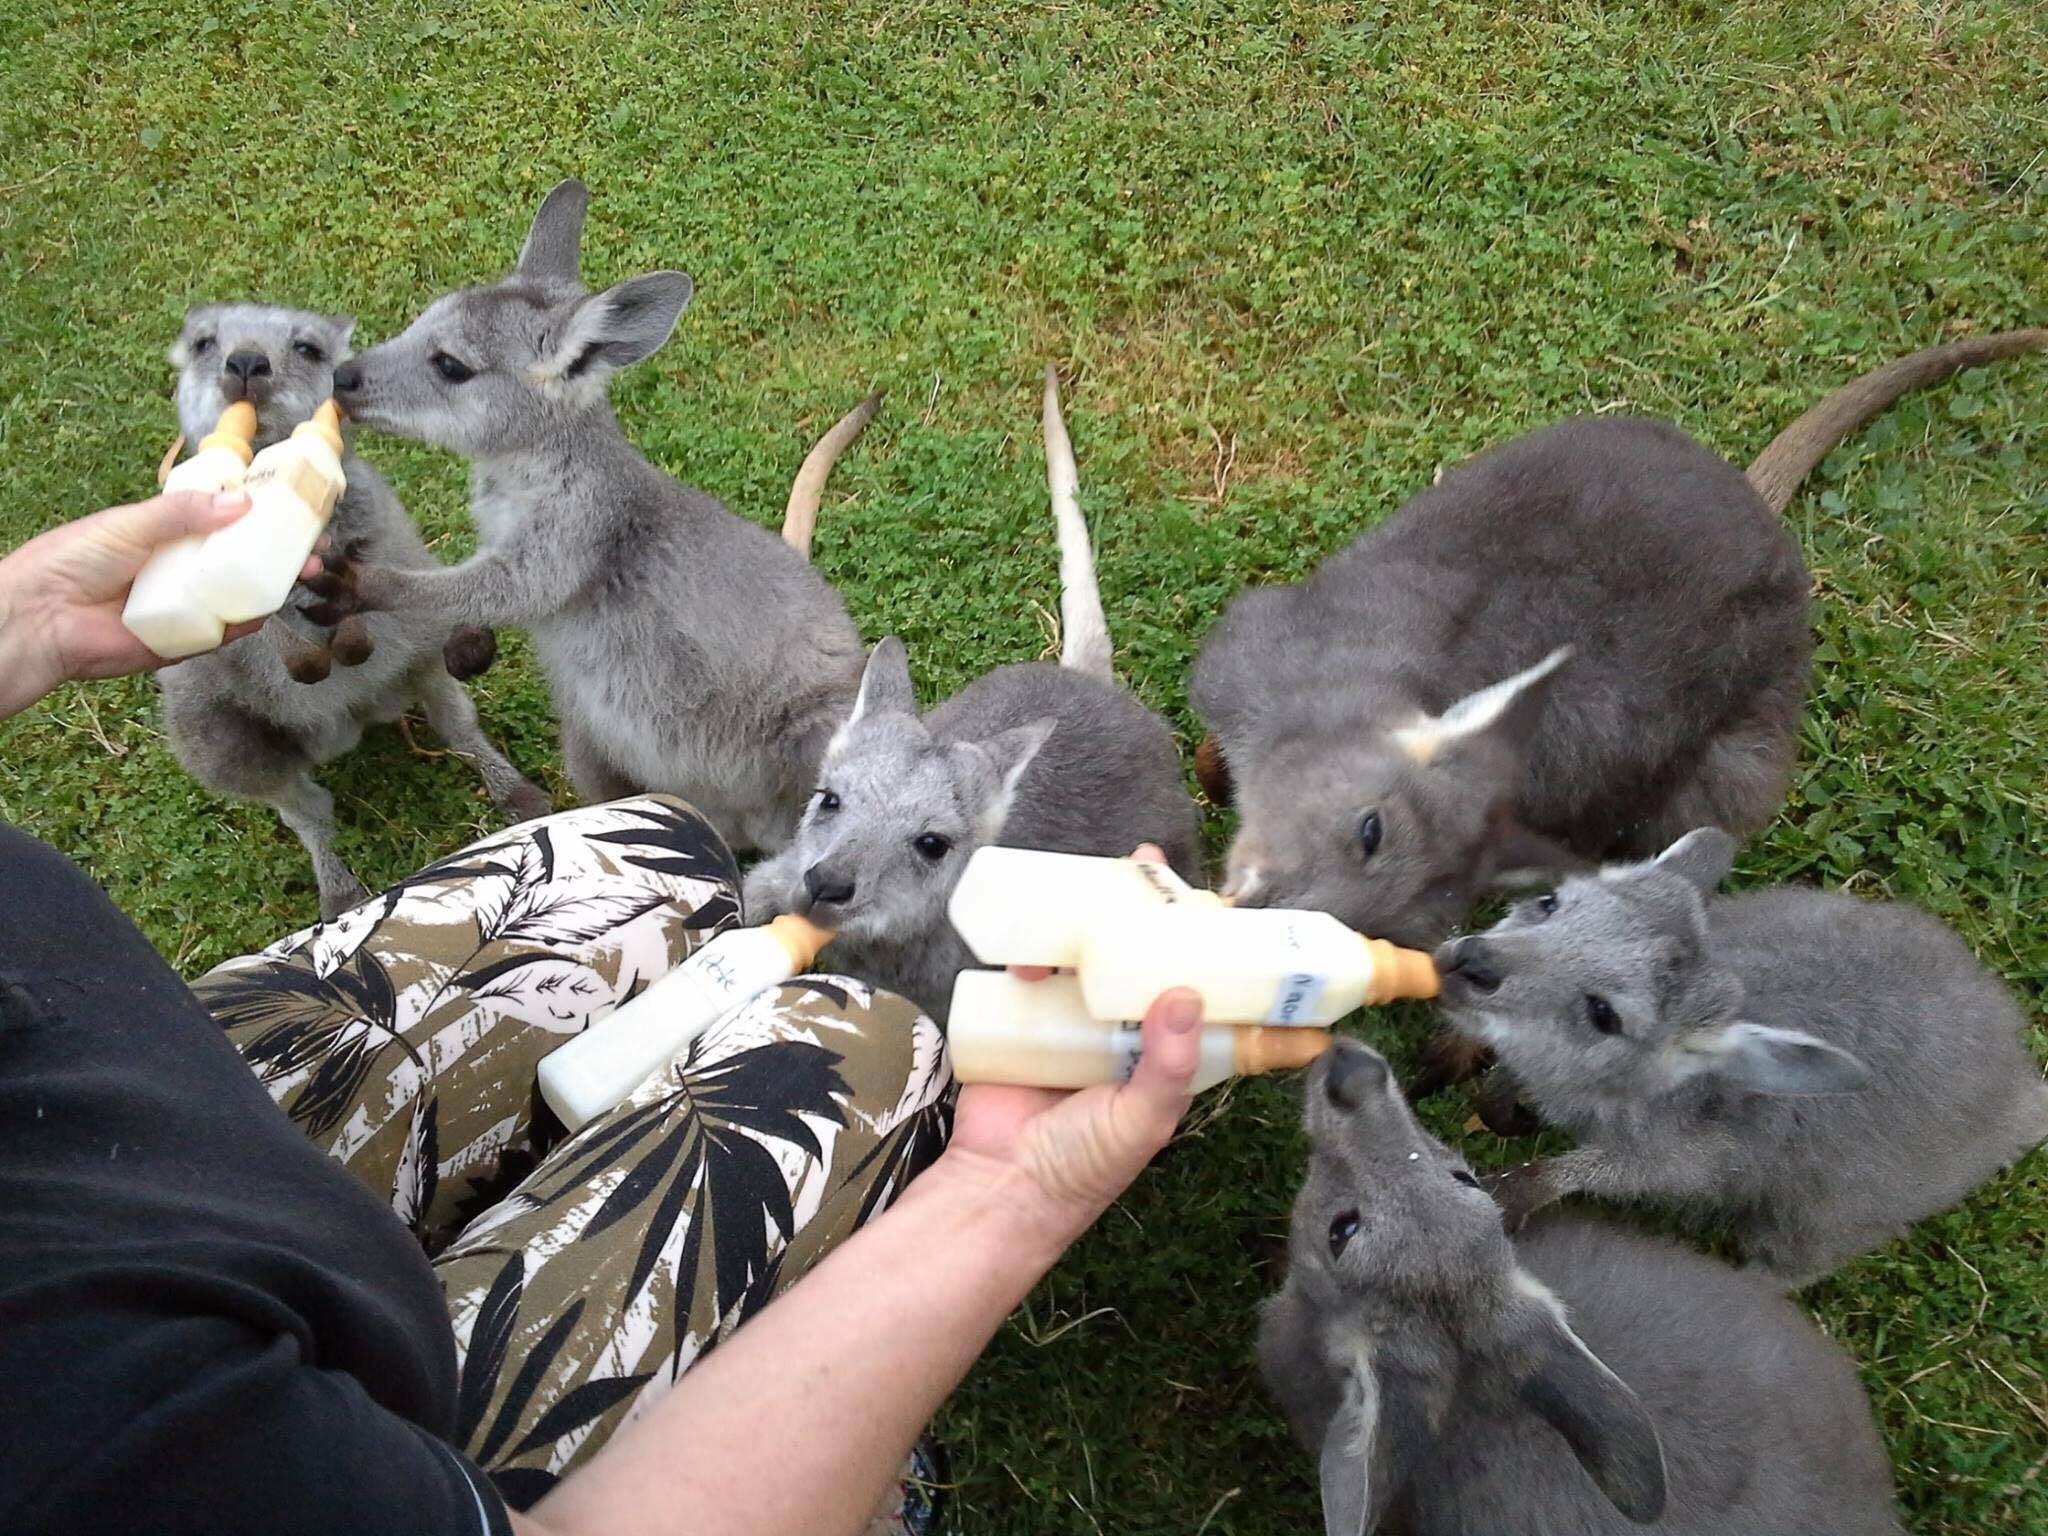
[211,947,419,1137]
[393,1097,441,1238]
[456,1252,526,1447]
[505,1371,654,1460]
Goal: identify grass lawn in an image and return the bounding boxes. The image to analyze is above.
[3,1,2044,1530]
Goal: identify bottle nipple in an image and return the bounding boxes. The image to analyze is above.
[1238,1027,1334,1075]
[200,401,258,462]
[297,399,344,454]
[1360,937,1441,1003]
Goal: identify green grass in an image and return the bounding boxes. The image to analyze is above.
[3,1,2044,1529]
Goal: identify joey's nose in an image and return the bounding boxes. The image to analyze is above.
[332,360,365,395]
[1437,937,1501,994]
[224,350,271,382]
[802,865,855,907]
[1322,1043,1390,1110]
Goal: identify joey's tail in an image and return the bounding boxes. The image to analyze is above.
[1044,364,1114,681]
[782,391,884,560]
[1746,328,2047,513]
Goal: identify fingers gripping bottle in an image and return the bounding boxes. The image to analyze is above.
[190,400,347,623]
[539,914,833,1133]
[121,402,258,658]
[946,846,1440,1026]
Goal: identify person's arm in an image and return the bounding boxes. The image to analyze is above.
[0,488,323,717]
[517,985,1207,1536]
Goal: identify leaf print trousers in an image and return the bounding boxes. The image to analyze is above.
[192,796,955,1514]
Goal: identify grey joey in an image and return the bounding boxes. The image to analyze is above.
[319,179,867,853]
[1258,1039,1904,1535]
[1436,828,2048,1286]
[1192,330,2047,951]
[743,367,1201,1020]
[158,303,550,919]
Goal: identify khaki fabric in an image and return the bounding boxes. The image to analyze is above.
[195,797,951,1511]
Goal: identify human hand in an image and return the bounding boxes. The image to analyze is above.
[939,843,1202,1249]
[0,491,321,716]
[944,983,1203,1250]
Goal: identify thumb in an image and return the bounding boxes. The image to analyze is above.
[1116,987,1203,1148]
[101,490,251,552]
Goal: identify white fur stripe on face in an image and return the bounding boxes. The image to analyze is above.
[1392,646,1573,765]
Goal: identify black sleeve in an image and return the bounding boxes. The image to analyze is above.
[0,824,512,1536]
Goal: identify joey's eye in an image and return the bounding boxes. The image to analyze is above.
[292,340,325,363]
[1451,1169,1482,1190]
[1356,811,1383,858]
[1536,893,1558,917]
[192,335,216,354]
[1328,1210,1361,1258]
[1585,994,1620,1035]
[815,789,840,813]
[431,351,476,384]
[913,833,952,862]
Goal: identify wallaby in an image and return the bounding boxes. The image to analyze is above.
[1259,1040,1904,1535]
[1192,331,2047,953]
[742,367,1202,1020]
[158,304,552,917]
[314,179,870,854]
[1436,829,2048,1285]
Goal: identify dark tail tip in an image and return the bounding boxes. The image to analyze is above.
[1745,327,2048,513]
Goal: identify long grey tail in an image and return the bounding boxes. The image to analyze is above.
[782,391,884,560]
[1043,364,1113,681]
[1746,328,2047,514]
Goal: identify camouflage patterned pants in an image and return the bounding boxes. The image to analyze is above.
[192,796,953,1516]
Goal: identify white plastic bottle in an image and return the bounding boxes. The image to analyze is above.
[946,845,1218,969]
[538,914,832,1132]
[121,401,259,658]
[948,971,1331,1089]
[944,845,1440,1025]
[191,400,347,623]
[1075,904,1439,1026]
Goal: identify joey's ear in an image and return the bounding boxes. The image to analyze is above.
[1393,647,1572,766]
[328,314,358,351]
[517,178,590,282]
[543,272,694,383]
[1667,1022,1872,1096]
[1317,1366,1380,1536]
[1480,817,1584,889]
[1651,827,1737,897]
[1518,1307,1667,1524]
[962,717,1056,840]
[846,636,917,726]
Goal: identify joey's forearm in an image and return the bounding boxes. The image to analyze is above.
[371,555,576,628]
[525,1152,1071,1536]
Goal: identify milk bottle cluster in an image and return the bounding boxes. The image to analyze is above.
[122,400,349,659]
[943,847,1442,1089]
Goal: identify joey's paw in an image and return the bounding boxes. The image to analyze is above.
[1193,733,1233,806]
[442,625,498,680]
[1474,1066,1542,1138]
[1481,1162,1560,1232]
[302,541,395,622]
[499,781,555,824]
[330,615,375,667]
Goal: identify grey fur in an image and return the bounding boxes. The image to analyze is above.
[326,179,865,853]
[1259,1040,1904,1534]
[744,376,1200,1018]
[1191,415,1812,946]
[158,304,550,918]
[1194,331,2048,947]
[1437,830,2048,1284]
